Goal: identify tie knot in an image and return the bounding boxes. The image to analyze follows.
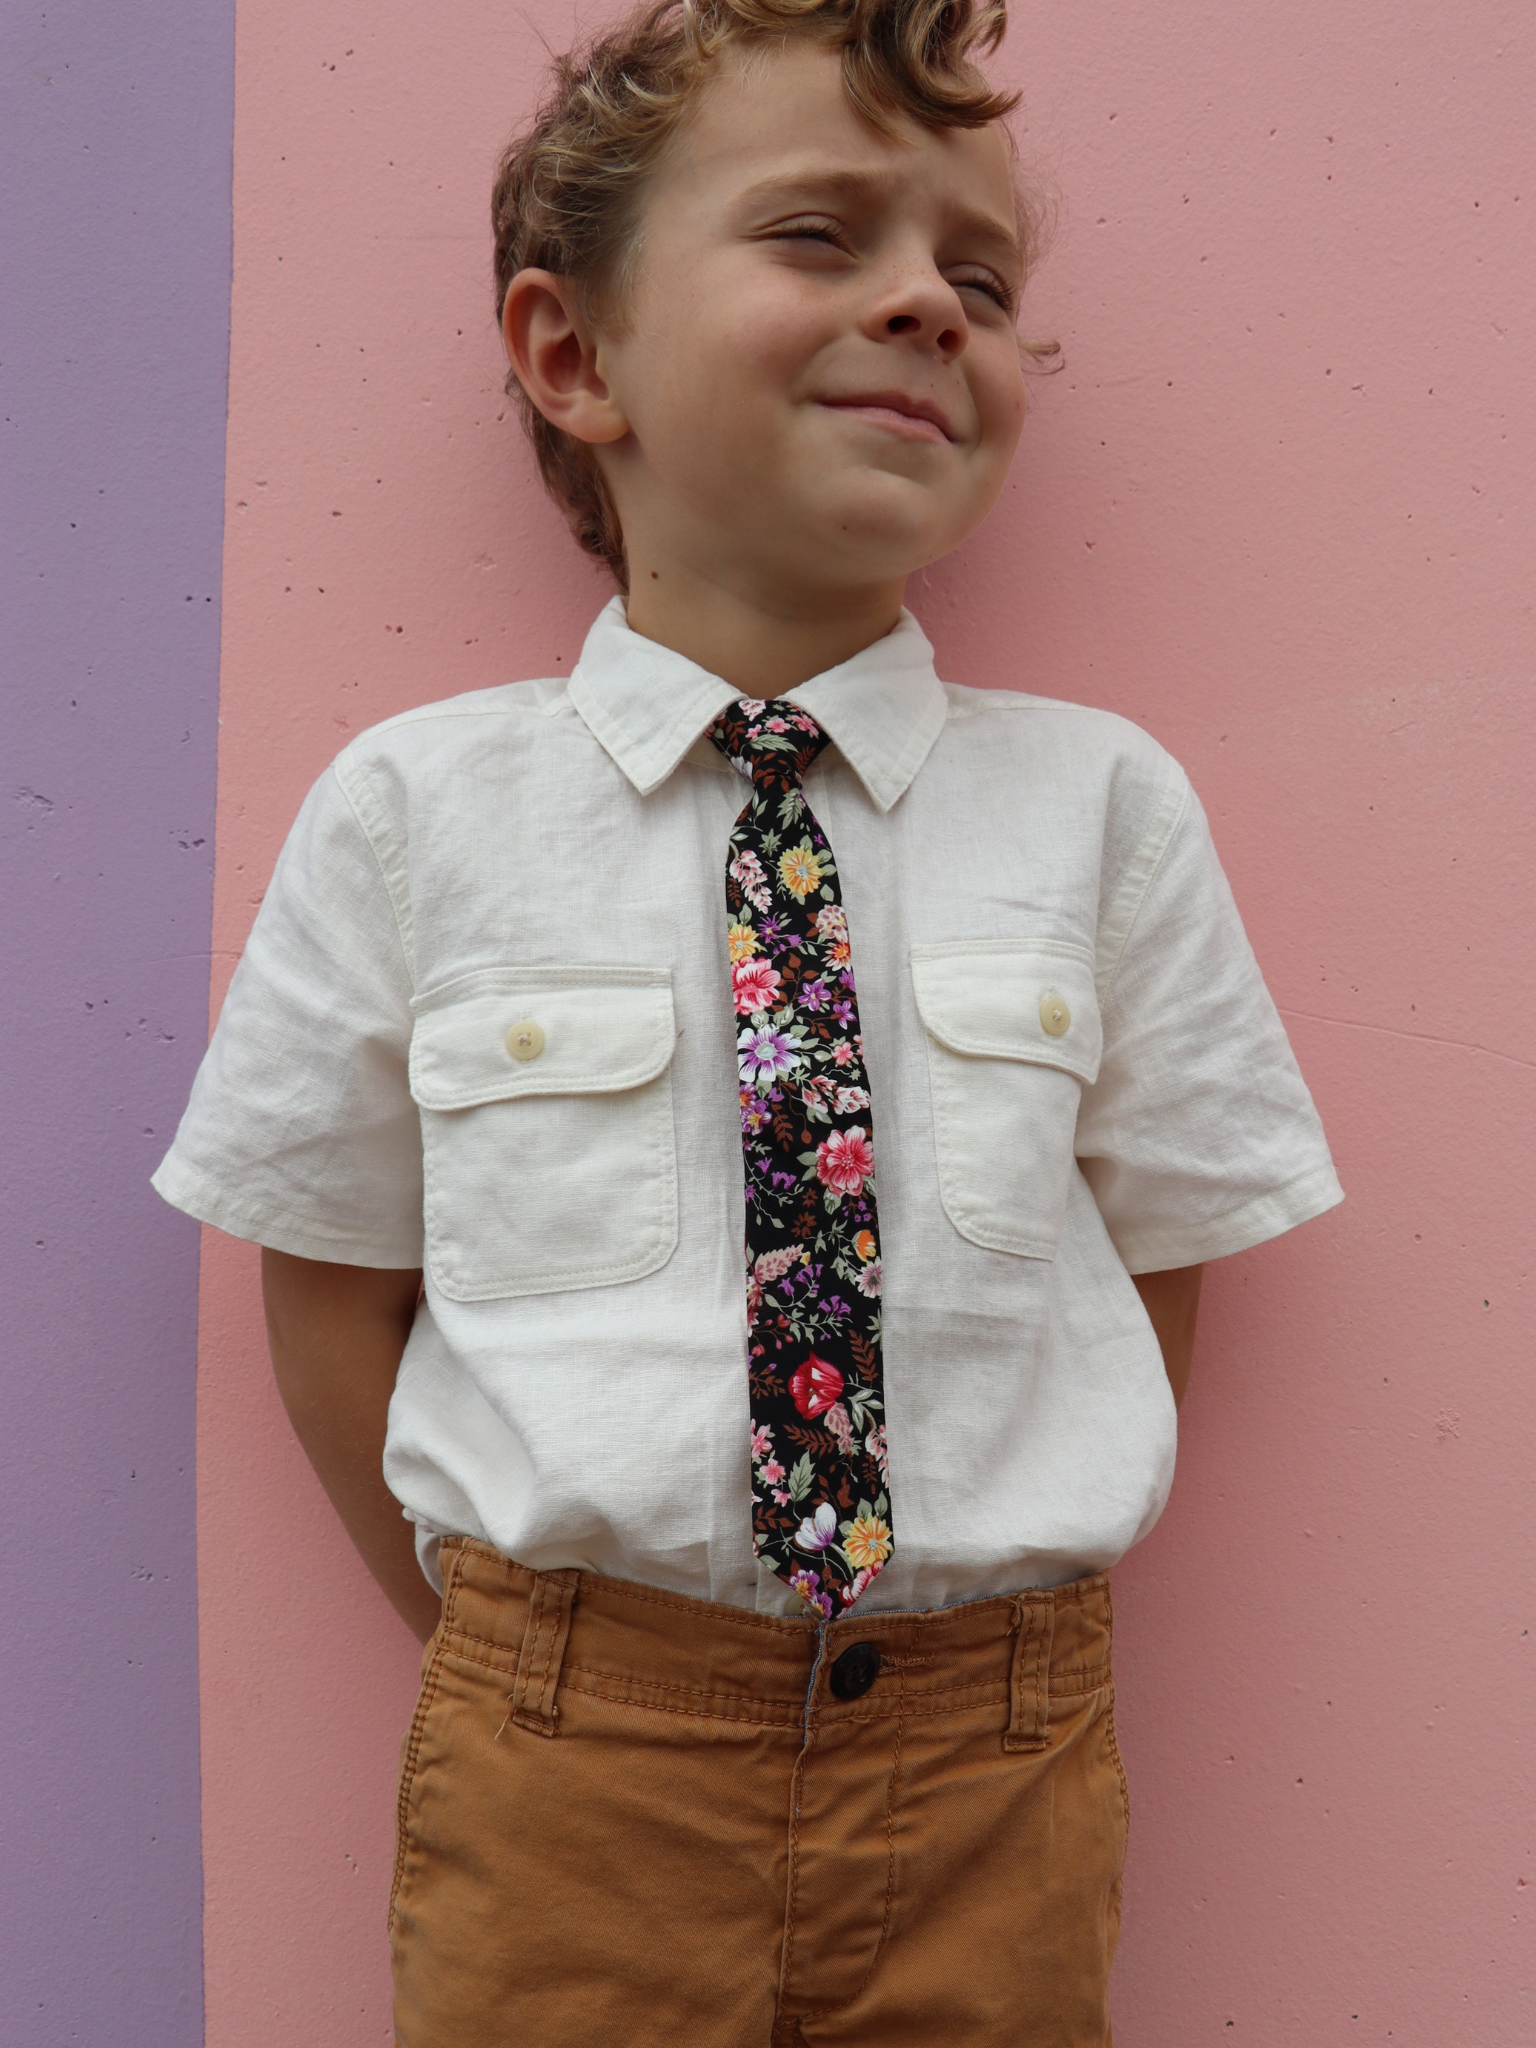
[708,698,831,793]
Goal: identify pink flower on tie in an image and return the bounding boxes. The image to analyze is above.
[815,1127,874,1196]
[729,846,772,914]
[754,1246,806,1285]
[789,1354,844,1418]
[823,1402,854,1455]
[731,959,782,1015]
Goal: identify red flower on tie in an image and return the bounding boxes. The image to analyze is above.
[789,1354,844,1418]
[815,1126,874,1195]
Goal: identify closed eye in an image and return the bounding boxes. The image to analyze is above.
[952,272,1016,314]
[761,215,852,250]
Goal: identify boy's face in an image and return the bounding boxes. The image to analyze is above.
[593,41,1030,602]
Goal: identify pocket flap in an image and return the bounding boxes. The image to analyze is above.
[409,966,676,1109]
[910,941,1102,1085]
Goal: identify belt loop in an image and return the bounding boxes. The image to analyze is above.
[438,1539,467,1633]
[509,1568,579,1738]
[1004,1590,1056,1754]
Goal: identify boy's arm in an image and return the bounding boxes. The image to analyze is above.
[1131,1264,1203,1411]
[262,1248,441,1644]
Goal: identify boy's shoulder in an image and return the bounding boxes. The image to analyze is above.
[942,675,1167,748]
[338,674,571,755]
[327,674,584,800]
[938,677,1187,801]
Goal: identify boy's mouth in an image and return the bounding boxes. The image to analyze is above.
[817,391,957,444]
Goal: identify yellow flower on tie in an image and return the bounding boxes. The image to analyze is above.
[841,1510,893,1571]
[727,921,759,963]
[778,842,823,901]
[853,1229,877,1262]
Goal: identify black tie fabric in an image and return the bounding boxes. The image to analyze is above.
[708,697,893,1616]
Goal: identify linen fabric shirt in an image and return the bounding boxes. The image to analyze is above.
[153,599,1342,1614]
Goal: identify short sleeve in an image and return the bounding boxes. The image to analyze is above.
[151,763,424,1267]
[1075,766,1343,1274]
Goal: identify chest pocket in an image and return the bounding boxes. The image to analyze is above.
[910,941,1102,1260]
[408,966,679,1302]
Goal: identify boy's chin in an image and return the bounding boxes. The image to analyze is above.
[768,479,968,582]
[792,519,964,589]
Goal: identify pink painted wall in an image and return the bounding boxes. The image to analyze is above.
[203,2,1534,2040]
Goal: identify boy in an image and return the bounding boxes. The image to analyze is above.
[154,0,1342,2039]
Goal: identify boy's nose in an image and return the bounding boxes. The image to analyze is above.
[865,276,967,361]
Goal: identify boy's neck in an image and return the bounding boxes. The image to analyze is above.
[621,564,907,700]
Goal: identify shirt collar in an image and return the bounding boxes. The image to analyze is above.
[566,596,948,815]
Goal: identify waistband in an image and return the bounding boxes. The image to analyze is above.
[435,1539,1114,1750]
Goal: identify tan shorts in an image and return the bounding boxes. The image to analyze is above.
[391,1539,1127,2047]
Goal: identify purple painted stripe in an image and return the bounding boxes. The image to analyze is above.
[1,4,233,2038]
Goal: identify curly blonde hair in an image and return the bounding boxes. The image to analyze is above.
[492,0,1050,588]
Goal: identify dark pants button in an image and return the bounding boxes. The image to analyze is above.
[828,1641,881,1701]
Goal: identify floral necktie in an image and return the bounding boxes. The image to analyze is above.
[708,697,893,1617]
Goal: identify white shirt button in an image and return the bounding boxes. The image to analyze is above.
[505,1019,546,1061]
[1039,991,1071,1038]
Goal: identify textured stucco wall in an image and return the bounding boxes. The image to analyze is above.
[64,0,1532,2038]
[1,3,232,2039]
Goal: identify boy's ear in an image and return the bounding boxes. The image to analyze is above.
[501,270,629,446]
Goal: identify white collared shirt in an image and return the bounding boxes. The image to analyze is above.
[154,600,1341,1612]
